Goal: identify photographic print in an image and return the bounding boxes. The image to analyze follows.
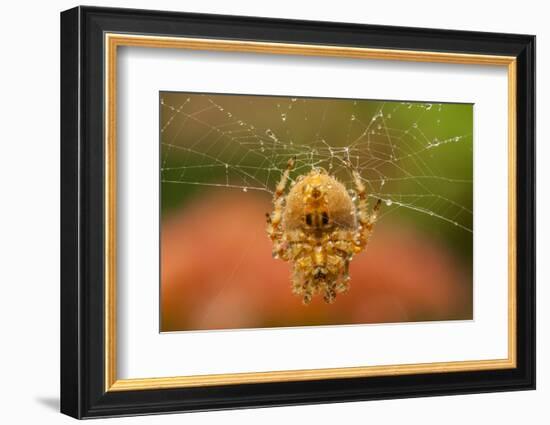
[160,92,473,332]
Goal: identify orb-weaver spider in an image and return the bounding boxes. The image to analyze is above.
[266,157,381,304]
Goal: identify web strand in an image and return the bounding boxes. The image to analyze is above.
[160,93,473,233]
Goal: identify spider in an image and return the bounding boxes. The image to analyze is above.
[266,157,381,304]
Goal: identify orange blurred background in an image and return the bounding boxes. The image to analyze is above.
[161,190,472,332]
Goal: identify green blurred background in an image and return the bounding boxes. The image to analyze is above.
[160,92,473,332]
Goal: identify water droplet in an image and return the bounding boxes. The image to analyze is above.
[385,199,393,206]
[225,163,229,169]
[281,113,287,122]
[227,112,232,117]
[238,120,244,126]
[242,187,248,192]
[351,114,356,121]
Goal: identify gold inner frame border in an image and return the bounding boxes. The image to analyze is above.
[104,33,517,392]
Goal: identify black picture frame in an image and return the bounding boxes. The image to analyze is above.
[60,5,535,419]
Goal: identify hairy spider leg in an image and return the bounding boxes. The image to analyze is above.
[266,157,296,258]
[352,170,381,252]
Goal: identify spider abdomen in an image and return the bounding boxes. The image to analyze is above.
[283,171,357,233]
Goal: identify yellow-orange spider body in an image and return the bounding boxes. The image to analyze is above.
[266,158,381,304]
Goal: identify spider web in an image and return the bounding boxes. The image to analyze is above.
[160,92,473,233]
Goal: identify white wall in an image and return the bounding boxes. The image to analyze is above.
[0,1,545,424]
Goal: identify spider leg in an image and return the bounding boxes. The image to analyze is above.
[325,248,351,296]
[275,156,296,199]
[323,283,337,304]
[291,268,304,295]
[292,272,313,305]
[293,280,313,305]
[335,258,351,294]
[303,291,313,305]
[266,157,296,259]
[320,232,355,298]
[292,255,317,305]
[266,158,296,258]
[352,170,381,253]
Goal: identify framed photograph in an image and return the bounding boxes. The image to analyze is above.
[60,6,535,419]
